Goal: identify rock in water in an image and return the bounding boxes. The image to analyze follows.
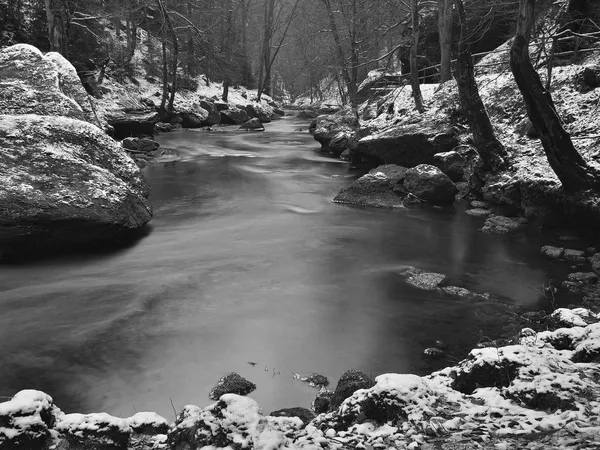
[239,117,265,131]
[333,171,404,208]
[209,373,256,400]
[178,103,209,128]
[220,106,249,125]
[403,164,458,205]
[0,44,152,259]
[330,370,375,409]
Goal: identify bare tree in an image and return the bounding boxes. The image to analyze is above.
[510,0,600,191]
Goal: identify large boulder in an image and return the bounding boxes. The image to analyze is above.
[245,103,273,123]
[0,115,152,259]
[220,106,249,125]
[178,103,209,128]
[356,121,458,167]
[0,44,105,130]
[199,99,221,125]
[403,164,458,205]
[313,108,359,156]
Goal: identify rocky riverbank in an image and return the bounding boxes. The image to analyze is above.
[312,50,600,232]
[1,304,598,450]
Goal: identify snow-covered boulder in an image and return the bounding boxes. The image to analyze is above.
[168,395,302,450]
[356,121,457,168]
[313,108,359,156]
[56,412,132,448]
[0,390,61,450]
[0,44,107,131]
[0,115,152,259]
[403,164,458,205]
[126,411,170,435]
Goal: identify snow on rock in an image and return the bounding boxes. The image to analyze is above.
[0,390,61,449]
[126,411,170,435]
[56,412,132,448]
[168,394,302,450]
[0,44,105,130]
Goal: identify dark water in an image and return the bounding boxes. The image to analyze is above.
[0,116,569,419]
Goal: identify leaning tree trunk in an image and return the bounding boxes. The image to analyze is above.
[510,0,600,192]
[454,0,506,171]
[437,0,453,83]
[44,0,69,56]
[410,0,424,113]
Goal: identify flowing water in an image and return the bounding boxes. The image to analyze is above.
[0,115,569,419]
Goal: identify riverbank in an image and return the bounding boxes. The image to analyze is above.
[1,304,598,450]
[312,51,600,231]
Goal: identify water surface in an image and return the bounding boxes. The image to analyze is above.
[0,116,561,418]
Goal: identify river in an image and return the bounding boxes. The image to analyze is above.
[0,115,569,419]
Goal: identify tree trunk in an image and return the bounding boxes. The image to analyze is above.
[222,0,233,102]
[454,0,506,171]
[125,20,137,65]
[258,0,274,101]
[322,0,356,107]
[44,0,69,56]
[509,0,600,191]
[156,0,178,112]
[437,0,452,82]
[410,0,424,113]
[160,27,168,111]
